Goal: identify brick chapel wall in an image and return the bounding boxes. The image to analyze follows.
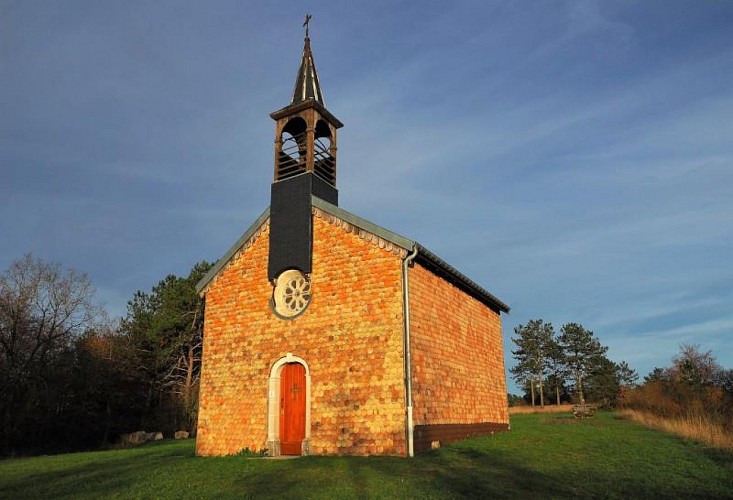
[197,211,407,456]
[408,263,509,445]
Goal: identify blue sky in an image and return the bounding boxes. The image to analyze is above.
[2,1,731,392]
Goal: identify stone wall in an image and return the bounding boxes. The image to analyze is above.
[196,212,407,456]
[408,262,509,447]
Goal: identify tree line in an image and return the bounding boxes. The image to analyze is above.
[509,319,637,408]
[0,254,212,455]
[4,254,728,455]
[626,344,732,430]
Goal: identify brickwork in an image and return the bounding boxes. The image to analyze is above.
[197,213,407,456]
[409,263,509,429]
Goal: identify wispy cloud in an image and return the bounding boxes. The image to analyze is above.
[2,1,732,389]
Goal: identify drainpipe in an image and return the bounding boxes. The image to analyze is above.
[402,245,418,457]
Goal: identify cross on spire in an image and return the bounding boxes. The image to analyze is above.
[303,14,312,38]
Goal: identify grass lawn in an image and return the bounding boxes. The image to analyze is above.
[1,412,732,499]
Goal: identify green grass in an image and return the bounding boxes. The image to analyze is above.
[1,412,732,499]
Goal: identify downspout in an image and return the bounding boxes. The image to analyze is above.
[402,245,419,457]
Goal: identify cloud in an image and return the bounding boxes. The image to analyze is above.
[2,1,732,389]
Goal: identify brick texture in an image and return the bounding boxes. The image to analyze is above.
[409,263,509,430]
[197,207,509,457]
[196,213,407,456]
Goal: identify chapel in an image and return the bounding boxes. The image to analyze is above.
[195,27,510,457]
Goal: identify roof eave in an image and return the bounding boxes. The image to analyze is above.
[270,99,343,128]
[413,243,511,314]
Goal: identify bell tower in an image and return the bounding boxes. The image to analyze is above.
[271,35,343,187]
[268,20,343,282]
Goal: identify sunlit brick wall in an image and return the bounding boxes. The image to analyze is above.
[409,264,509,427]
[197,213,407,456]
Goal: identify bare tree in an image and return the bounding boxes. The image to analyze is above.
[670,343,722,387]
[0,254,101,452]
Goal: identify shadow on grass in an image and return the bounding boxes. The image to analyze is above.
[420,446,577,498]
[699,444,733,469]
[231,446,585,499]
[3,435,732,499]
[0,441,194,499]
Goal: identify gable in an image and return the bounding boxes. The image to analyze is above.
[196,201,410,296]
[197,197,509,314]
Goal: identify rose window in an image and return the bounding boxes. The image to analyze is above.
[272,269,312,318]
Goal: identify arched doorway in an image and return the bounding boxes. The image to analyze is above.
[280,362,306,455]
[267,353,311,456]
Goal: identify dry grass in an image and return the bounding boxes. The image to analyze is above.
[619,409,733,450]
[509,404,574,415]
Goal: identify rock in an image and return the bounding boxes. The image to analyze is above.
[120,431,148,446]
[174,430,189,440]
[145,432,164,442]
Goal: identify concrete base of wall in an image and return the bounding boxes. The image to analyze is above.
[413,422,509,452]
[266,440,281,457]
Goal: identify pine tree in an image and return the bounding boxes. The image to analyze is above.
[511,319,554,407]
[558,323,608,405]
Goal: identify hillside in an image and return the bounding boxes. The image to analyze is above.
[1,412,731,499]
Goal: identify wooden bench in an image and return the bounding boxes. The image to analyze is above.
[572,405,597,419]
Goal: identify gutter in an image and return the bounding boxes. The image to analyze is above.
[402,245,419,457]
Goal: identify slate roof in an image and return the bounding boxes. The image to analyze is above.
[196,197,510,314]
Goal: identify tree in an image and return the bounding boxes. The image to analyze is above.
[510,363,535,406]
[158,261,211,431]
[507,393,526,407]
[67,323,147,449]
[670,343,721,387]
[614,360,638,408]
[545,335,568,405]
[558,323,608,405]
[616,361,638,389]
[627,345,731,425]
[584,356,620,408]
[511,319,554,407]
[668,344,727,419]
[0,254,102,453]
[118,261,212,434]
[644,367,669,384]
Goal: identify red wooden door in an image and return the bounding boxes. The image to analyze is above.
[280,363,306,455]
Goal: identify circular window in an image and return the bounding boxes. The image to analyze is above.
[272,269,312,319]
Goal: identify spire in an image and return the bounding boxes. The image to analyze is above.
[291,18,324,105]
[268,16,342,281]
